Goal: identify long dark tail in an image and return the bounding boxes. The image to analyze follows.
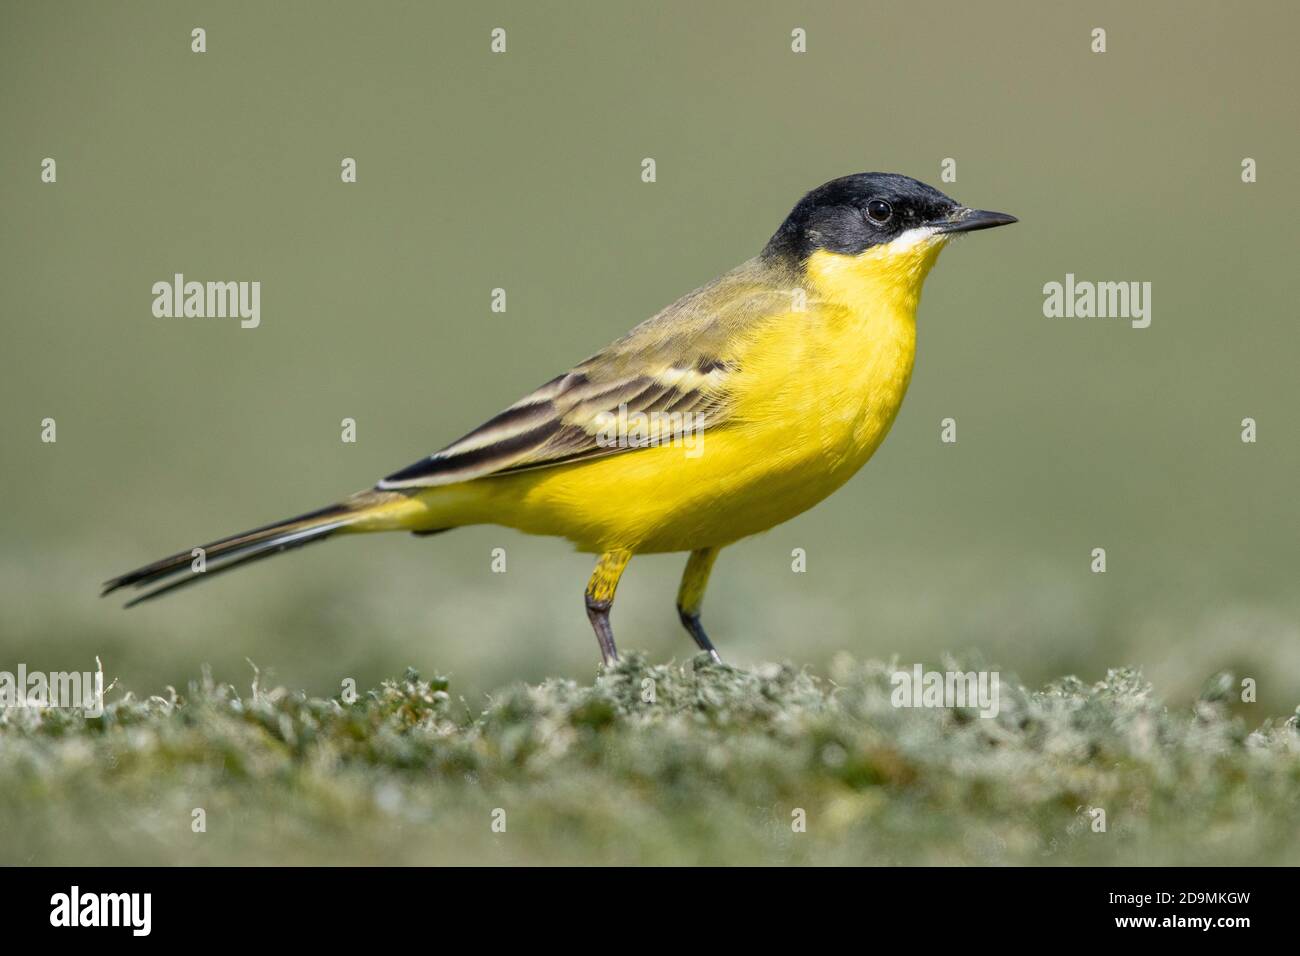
[102,492,419,607]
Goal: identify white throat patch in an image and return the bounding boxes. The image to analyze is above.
[877,226,941,256]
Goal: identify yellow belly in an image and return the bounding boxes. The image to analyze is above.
[410,242,937,553]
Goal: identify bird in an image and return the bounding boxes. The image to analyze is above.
[103,172,1016,665]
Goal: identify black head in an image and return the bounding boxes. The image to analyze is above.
[761,172,1016,264]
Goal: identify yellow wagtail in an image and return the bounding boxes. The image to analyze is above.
[104,173,1016,664]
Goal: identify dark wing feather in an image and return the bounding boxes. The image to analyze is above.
[377,257,793,490]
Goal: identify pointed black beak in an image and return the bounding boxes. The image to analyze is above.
[933,208,1019,235]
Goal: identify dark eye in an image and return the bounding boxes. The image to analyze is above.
[866,199,893,223]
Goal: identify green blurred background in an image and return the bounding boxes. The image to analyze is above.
[2,1,1297,713]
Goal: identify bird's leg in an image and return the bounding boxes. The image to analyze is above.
[585,549,632,666]
[676,546,722,663]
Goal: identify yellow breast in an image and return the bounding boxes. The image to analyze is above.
[427,235,946,553]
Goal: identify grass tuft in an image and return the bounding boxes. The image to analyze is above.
[2,654,1297,865]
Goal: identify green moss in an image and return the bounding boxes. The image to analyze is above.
[0,655,1296,865]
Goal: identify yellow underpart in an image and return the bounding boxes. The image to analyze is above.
[586,549,632,604]
[397,233,949,554]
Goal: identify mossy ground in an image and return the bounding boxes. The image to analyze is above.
[2,655,1297,865]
